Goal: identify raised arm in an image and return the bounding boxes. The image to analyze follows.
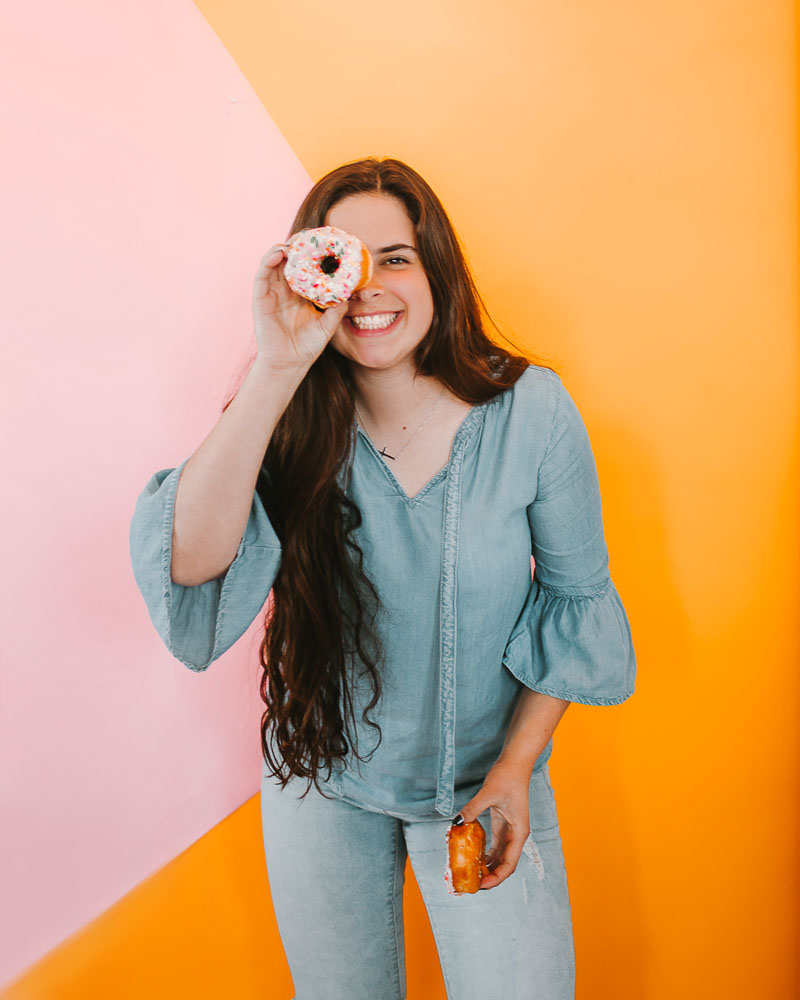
[171,357,306,586]
[129,243,350,669]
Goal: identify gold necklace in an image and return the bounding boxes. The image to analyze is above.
[354,384,447,461]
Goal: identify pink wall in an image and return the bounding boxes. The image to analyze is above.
[0,0,312,984]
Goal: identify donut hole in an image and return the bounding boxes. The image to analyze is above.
[319,254,341,275]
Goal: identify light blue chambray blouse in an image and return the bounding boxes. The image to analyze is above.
[129,363,636,821]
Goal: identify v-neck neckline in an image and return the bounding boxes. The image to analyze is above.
[355,400,491,505]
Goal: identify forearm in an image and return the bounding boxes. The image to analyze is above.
[171,357,307,586]
[495,687,571,779]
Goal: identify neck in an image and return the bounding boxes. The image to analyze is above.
[350,364,442,431]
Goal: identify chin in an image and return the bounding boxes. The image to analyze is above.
[331,335,419,369]
[350,353,411,372]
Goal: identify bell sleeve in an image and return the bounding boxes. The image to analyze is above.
[129,457,282,672]
[502,372,637,705]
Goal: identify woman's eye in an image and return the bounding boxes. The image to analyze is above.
[383,256,409,265]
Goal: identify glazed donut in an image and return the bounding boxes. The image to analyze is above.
[283,225,373,309]
[445,819,490,895]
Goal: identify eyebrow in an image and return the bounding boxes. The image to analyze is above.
[375,244,417,254]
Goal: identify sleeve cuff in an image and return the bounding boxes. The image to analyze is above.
[130,458,282,671]
[501,577,636,705]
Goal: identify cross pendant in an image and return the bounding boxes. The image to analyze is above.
[379,446,396,461]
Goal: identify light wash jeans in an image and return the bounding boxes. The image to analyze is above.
[260,760,576,999]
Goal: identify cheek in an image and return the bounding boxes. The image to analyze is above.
[398,274,434,316]
[418,288,435,326]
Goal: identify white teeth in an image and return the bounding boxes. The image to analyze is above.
[351,312,399,331]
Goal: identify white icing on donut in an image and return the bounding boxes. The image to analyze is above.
[283,225,373,308]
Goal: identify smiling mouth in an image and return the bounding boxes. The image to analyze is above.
[346,311,402,333]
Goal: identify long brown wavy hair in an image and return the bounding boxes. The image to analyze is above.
[222,156,557,800]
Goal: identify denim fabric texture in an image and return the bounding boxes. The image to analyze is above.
[260,759,576,1000]
[129,364,636,821]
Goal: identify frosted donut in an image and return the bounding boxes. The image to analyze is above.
[444,819,490,895]
[283,225,373,309]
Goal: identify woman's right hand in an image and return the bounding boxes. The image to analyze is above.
[252,244,351,372]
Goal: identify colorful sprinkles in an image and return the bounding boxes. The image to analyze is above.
[283,225,373,308]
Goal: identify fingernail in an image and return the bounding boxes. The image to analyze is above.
[453,814,464,825]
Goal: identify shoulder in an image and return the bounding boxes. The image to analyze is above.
[516,363,563,393]
[497,363,563,424]
[515,364,588,434]
[482,363,563,453]
[474,364,565,499]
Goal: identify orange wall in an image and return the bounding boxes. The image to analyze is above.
[2,798,449,999]
[188,2,800,993]
[6,1,796,997]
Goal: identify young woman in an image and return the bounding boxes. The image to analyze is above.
[130,156,636,999]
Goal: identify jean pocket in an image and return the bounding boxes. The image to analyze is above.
[530,768,559,840]
[542,764,556,801]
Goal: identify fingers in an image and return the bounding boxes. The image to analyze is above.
[310,299,348,346]
[255,244,290,286]
[480,828,530,890]
[253,244,298,317]
[480,859,514,888]
[318,298,350,328]
[259,243,290,267]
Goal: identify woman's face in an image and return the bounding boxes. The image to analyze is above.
[324,193,435,375]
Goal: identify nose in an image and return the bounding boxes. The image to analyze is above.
[350,276,384,302]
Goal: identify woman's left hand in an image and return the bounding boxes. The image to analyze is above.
[454,760,532,890]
